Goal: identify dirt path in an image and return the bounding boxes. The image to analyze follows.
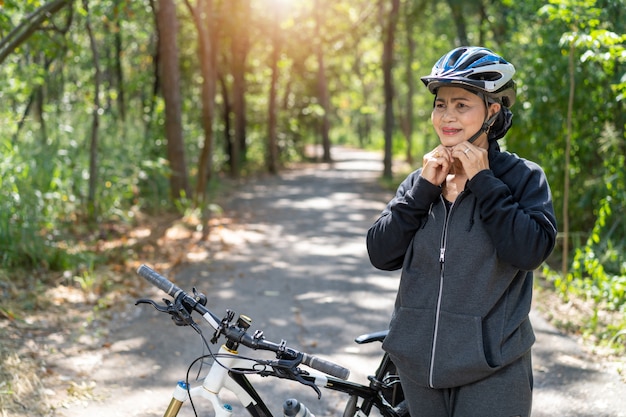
[39,147,625,416]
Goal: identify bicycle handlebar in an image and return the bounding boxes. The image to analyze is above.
[301,353,350,380]
[136,264,350,380]
[137,264,184,298]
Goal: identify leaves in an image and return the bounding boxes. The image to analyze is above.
[0,0,625,353]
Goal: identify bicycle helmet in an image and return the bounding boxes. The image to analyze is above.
[421,46,516,108]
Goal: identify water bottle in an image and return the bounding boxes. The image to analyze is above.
[283,398,315,417]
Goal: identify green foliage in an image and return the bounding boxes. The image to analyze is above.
[0,136,66,269]
[530,0,626,350]
[1,0,626,350]
[552,122,626,346]
[0,107,173,268]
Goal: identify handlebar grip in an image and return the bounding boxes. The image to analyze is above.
[301,353,350,380]
[136,264,183,298]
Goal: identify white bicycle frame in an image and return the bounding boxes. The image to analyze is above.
[164,345,255,417]
[162,331,329,417]
[135,265,399,417]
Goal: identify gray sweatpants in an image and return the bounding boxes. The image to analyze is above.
[398,351,533,417]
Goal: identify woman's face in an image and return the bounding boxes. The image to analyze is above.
[431,86,500,148]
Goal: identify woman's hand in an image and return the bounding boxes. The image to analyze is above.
[451,142,489,179]
[421,146,451,186]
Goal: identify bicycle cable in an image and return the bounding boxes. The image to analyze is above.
[184,320,277,416]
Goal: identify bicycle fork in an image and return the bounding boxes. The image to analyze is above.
[162,345,256,417]
[163,381,191,417]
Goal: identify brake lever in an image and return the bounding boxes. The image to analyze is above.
[292,369,322,399]
[135,298,196,327]
[136,298,171,313]
[269,358,322,399]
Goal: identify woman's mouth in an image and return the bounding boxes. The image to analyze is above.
[441,127,462,135]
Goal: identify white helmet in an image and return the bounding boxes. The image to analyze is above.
[421,46,516,107]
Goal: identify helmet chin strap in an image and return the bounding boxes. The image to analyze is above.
[467,96,500,143]
[467,112,499,143]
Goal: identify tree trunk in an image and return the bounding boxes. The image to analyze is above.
[83,0,101,222]
[229,0,250,178]
[219,73,233,162]
[562,42,575,278]
[16,58,53,142]
[402,1,417,166]
[446,0,469,46]
[157,0,190,201]
[185,0,218,205]
[267,9,281,175]
[314,0,331,163]
[14,7,72,142]
[382,0,400,180]
[351,37,371,147]
[144,0,160,143]
[113,0,125,121]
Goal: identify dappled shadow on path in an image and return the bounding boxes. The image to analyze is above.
[51,147,398,416]
[530,309,626,417]
[50,147,626,417]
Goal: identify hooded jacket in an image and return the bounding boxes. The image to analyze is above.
[367,142,557,389]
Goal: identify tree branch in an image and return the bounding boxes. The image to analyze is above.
[0,0,71,64]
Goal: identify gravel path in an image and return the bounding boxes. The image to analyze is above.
[50,147,625,417]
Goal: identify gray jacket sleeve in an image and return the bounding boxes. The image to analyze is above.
[366,170,442,271]
[467,162,557,271]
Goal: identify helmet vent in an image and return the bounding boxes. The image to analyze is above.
[469,71,502,81]
[447,48,467,67]
[457,52,489,70]
[421,46,516,107]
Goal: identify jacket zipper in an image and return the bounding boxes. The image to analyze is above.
[428,194,461,388]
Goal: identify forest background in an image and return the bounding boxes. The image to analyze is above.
[0,0,625,390]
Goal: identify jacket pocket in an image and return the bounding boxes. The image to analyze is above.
[429,310,499,388]
[382,307,501,389]
[382,307,436,388]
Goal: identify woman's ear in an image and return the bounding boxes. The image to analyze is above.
[488,102,502,119]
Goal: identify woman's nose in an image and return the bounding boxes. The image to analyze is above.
[441,108,455,121]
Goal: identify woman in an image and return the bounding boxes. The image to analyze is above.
[366,46,557,417]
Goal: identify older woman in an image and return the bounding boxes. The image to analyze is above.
[367,46,557,417]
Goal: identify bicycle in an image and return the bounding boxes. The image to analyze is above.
[135,264,408,417]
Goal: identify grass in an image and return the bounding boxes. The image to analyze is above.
[0,213,206,416]
[0,272,51,417]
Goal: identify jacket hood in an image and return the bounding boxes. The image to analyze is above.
[488,107,513,141]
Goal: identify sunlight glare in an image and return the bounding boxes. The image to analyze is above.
[267,0,298,10]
